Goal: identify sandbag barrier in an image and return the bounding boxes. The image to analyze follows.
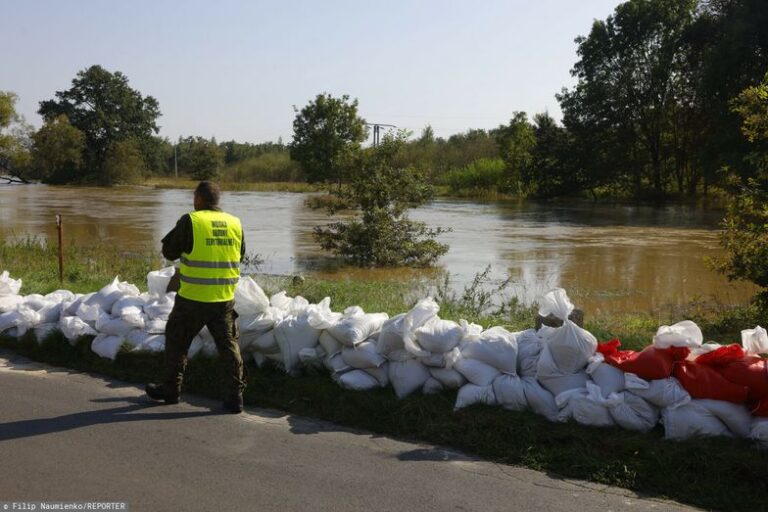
[2,268,768,446]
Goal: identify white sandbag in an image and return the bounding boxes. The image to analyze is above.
[536,289,597,377]
[662,401,733,440]
[624,374,691,409]
[742,326,768,355]
[454,357,501,386]
[429,367,466,389]
[521,376,560,422]
[234,276,270,316]
[586,354,626,397]
[0,294,23,313]
[318,330,342,357]
[76,302,103,323]
[327,307,388,347]
[608,392,659,433]
[414,317,463,353]
[460,326,518,375]
[273,313,321,373]
[492,374,527,411]
[419,352,449,368]
[517,329,541,377]
[562,383,618,428]
[45,289,76,304]
[0,270,22,295]
[187,337,205,358]
[22,294,50,310]
[389,358,431,399]
[696,399,752,438]
[133,334,165,352]
[325,352,352,374]
[111,295,146,316]
[120,308,146,329]
[125,329,150,348]
[422,378,444,394]
[36,302,62,324]
[59,316,97,342]
[33,323,59,343]
[364,363,389,387]
[336,369,380,391]
[96,312,136,336]
[239,307,282,333]
[144,293,175,320]
[62,293,90,316]
[750,418,768,448]
[298,346,326,370]
[454,384,497,410]
[538,371,588,398]
[402,297,441,357]
[147,265,176,297]
[376,313,406,355]
[0,306,40,335]
[144,317,167,334]
[86,277,139,311]
[91,333,125,360]
[653,320,703,349]
[341,340,386,369]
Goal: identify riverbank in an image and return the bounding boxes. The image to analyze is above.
[1,241,768,510]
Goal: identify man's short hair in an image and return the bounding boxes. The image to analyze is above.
[195,181,220,208]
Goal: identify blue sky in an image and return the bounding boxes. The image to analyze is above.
[3,0,621,144]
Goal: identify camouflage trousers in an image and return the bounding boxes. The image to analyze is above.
[161,295,244,397]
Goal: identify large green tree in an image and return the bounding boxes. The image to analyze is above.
[177,136,224,180]
[31,115,86,183]
[495,112,536,194]
[290,93,367,183]
[38,65,160,183]
[0,91,33,180]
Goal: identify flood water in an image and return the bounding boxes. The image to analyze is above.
[0,184,757,315]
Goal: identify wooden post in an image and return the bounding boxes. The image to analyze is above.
[56,214,64,283]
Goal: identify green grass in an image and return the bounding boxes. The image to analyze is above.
[4,241,768,510]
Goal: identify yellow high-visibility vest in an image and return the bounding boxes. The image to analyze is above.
[178,210,243,302]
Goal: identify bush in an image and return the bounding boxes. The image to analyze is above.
[223,151,303,182]
[443,158,506,193]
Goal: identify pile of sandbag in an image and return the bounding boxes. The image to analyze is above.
[5,268,768,447]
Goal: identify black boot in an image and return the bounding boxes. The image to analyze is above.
[145,383,180,404]
[223,392,243,414]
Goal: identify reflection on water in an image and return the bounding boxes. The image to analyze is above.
[0,184,756,315]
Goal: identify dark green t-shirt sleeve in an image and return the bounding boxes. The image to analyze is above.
[161,214,193,261]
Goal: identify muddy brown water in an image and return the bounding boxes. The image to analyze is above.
[0,184,757,316]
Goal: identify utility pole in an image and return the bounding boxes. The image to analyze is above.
[365,123,397,147]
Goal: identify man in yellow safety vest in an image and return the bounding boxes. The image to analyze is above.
[146,181,246,413]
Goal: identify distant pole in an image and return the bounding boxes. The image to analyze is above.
[174,144,178,178]
[55,214,64,283]
[365,123,396,147]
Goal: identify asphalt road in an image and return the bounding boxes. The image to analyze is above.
[0,351,698,512]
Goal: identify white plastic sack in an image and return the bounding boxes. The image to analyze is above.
[376,313,406,355]
[414,317,463,353]
[460,326,518,375]
[586,354,626,397]
[662,401,733,440]
[0,306,40,335]
[147,266,176,297]
[402,297,441,357]
[133,334,165,352]
[624,374,691,409]
[454,357,501,386]
[86,277,139,312]
[455,384,497,410]
[517,329,541,377]
[234,276,271,316]
[91,333,125,360]
[341,340,386,369]
[144,317,167,334]
[422,378,444,394]
[336,369,380,391]
[325,353,352,374]
[59,316,97,342]
[96,313,136,336]
[318,330,342,357]
[492,374,527,411]
[273,313,321,373]
[742,326,768,355]
[364,363,389,387]
[536,289,596,378]
[144,293,175,320]
[0,294,23,313]
[653,320,703,349]
[0,271,22,295]
[36,302,62,324]
[696,399,752,438]
[125,329,150,349]
[76,302,103,323]
[389,358,431,399]
[33,322,59,343]
[22,294,49,310]
[521,376,560,422]
[45,289,75,304]
[608,392,659,433]
[111,296,146,316]
[563,382,618,428]
[428,367,466,389]
[538,371,588,398]
[326,308,388,347]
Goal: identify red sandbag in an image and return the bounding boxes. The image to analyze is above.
[673,360,749,404]
[717,356,768,401]
[601,341,689,380]
[695,344,745,366]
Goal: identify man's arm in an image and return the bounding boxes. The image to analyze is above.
[161,215,193,261]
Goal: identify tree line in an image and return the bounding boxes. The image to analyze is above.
[0,0,766,201]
